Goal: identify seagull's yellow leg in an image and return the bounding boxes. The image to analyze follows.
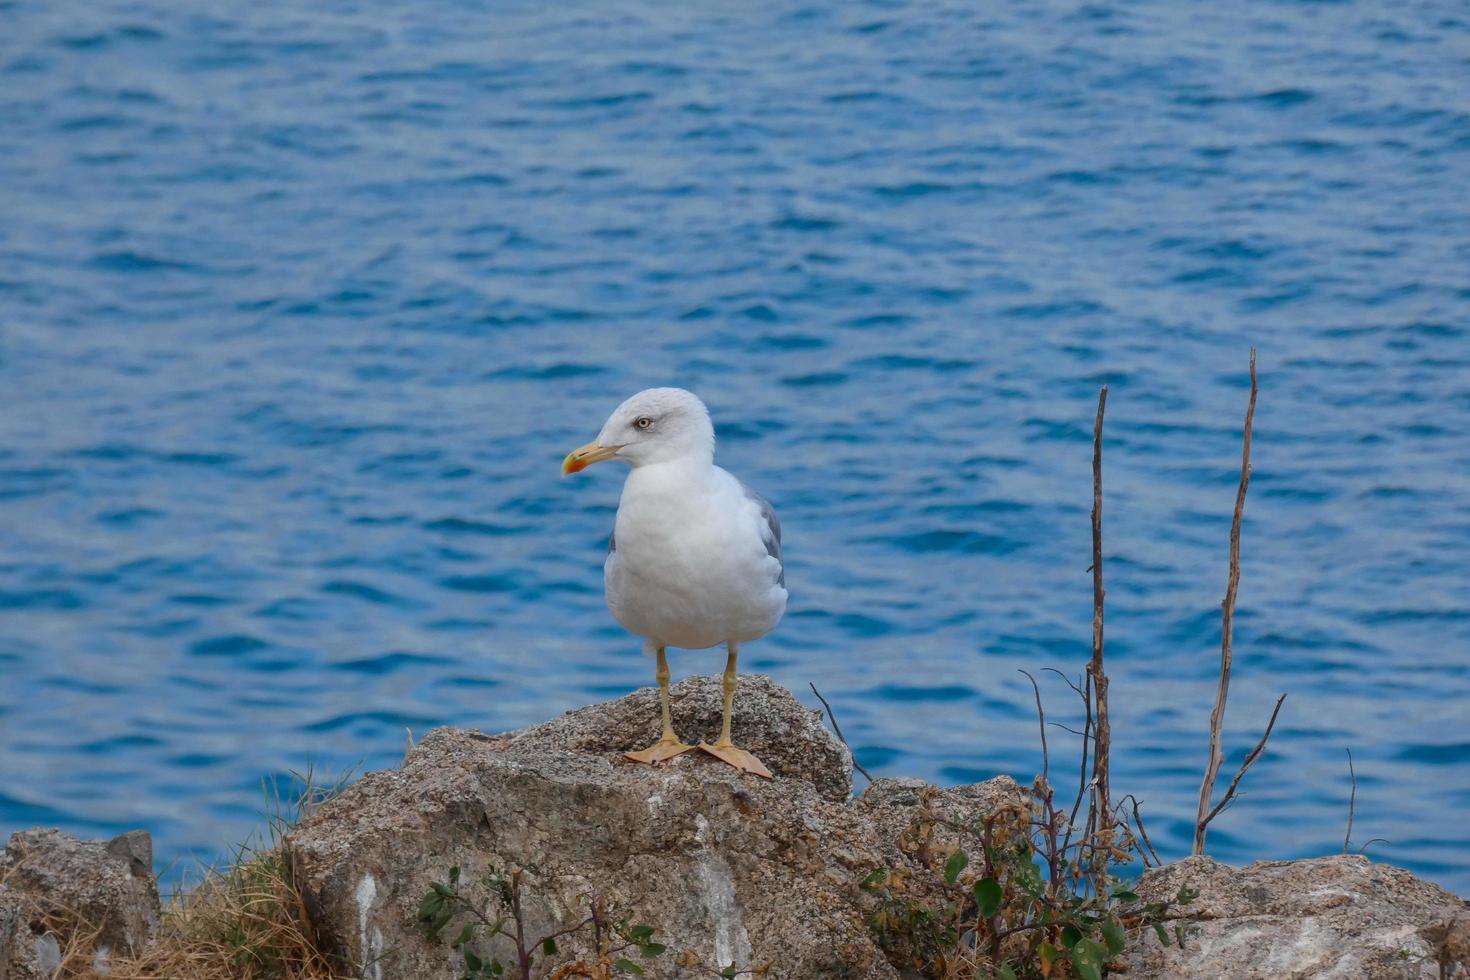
[625,647,696,765]
[699,644,773,778]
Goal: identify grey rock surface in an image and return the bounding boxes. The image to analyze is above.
[1124,854,1468,979]
[0,828,160,980]
[288,675,1027,979]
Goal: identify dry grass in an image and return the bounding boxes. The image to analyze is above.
[78,845,345,980]
[68,769,353,980]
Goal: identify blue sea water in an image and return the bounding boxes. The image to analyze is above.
[1,0,1468,894]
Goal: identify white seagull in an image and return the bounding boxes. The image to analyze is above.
[562,388,787,778]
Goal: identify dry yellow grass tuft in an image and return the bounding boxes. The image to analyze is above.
[70,768,353,980]
[78,846,345,980]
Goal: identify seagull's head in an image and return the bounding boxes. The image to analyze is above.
[562,387,715,475]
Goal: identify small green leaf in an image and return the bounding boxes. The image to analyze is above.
[432,882,452,897]
[860,868,888,890]
[464,949,482,973]
[449,866,461,886]
[1037,942,1058,968]
[542,937,557,955]
[628,924,655,942]
[944,849,968,884]
[720,968,737,979]
[1060,925,1083,949]
[1177,884,1200,904]
[974,877,1003,918]
[1072,938,1106,980]
[1015,860,1045,899]
[1101,918,1126,955]
[641,942,667,957]
[419,892,443,921]
[1153,922,1171,946]
[488,959,504,977]
[997,965,1018,980]
[453,924,475,949]
[1109,879,1139,900]
[615,958,644,975]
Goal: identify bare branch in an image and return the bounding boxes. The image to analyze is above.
[1120,794,1163,867]
[1344,747,1357,853]
[1070,669,1093,852]
[1201,693,1286,829]
[1042,666,1086,700]
[1194,348,1259,856]
[809,683,873,783]
[1088,385,1111,890]
[1020,669,1049,783]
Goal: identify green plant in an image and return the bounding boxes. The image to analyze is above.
[861,790,1197,979]
[854,362,1284,978]
[419,866,667,980]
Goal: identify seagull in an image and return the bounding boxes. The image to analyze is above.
[562,388,787,778]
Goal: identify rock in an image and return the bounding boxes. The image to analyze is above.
[499,673,855,803]
[1421,912,1470,978]
[288,675,1027,979]
[1124,853,1469,979]
[0,828,160,979]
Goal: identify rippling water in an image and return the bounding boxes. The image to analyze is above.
[2,0,1468,892]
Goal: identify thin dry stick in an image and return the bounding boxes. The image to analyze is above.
[1194,349,1258,856]
[1119,793,1163,867]
[1200,693,1286,827]
[1021,669,1067,900]
[1344,747,1357,853]
[1045,667,1092,858]
[809,683,873,783]
[1020,670,1049,782]
[1088,385,1111,888]
[1043,667,1091,856]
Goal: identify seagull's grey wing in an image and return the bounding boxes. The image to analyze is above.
[741,483,784,588]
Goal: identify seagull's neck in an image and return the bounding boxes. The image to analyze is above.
[623,453,719,498]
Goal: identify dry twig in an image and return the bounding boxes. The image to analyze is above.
[1088,385,1111,888]
[1120,793,1163,867]
[1043,666,1092,858]
[1194,348,1259,856]
[809,683,873,783]
[1020,669,1049,782]
[1200,693,1286,828]
[1344,747,1357,853]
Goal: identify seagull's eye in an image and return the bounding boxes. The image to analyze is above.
[634,416,654,430]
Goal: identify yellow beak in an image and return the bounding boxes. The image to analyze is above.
[562,441,619,476]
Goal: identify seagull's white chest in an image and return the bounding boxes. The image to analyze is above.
[605,461,786,650]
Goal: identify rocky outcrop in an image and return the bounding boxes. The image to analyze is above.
[287,676,1470,979]
[287,675,1027,979]
[4,678,1465,979]
[0,828,160,980]
[1125,854,1468,979]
